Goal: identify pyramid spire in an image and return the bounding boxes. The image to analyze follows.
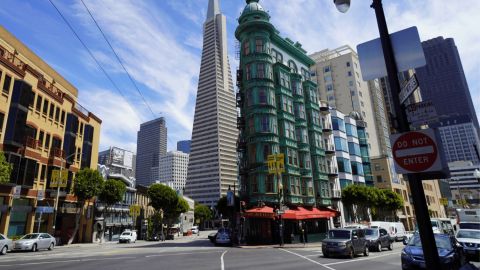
[206,0,220,20]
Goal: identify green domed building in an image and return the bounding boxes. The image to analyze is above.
[236,0,339,244]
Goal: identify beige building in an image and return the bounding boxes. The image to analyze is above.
[0,26,101,243]
[310,46,381,157]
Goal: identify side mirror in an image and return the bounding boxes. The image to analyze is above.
[353,235,358,240]
[403,238,408,245]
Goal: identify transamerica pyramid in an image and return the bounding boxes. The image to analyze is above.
[184,0,238,207]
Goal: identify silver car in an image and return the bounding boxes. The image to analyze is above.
[0,234,12,255]
[13,233,55,252]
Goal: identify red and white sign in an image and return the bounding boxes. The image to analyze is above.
[391,129,442,174]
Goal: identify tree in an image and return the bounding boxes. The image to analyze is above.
[0,152,12,184]
[216,195,240,219]
[164,197,189,227]
[147,184,178,239]
[380,189,404,220]
[194,204,213,228]
[99,179,126,241]
[69,169,104,244]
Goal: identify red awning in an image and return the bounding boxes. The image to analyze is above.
[244,206,275,219]
[281,207,339,220]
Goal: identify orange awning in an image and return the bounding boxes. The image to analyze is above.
[281,207,339,220]
[244,206,275,219]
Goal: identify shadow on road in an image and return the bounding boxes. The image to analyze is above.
[127,239,213,248]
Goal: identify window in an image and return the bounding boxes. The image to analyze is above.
[348,142,361,156]
[243,40,250,55]
[288,60,297,73]
[279,72,290,89]
[45,133,51,149]
[40,164,46,183]
[38,131,44,148]
[258,89,267,104]
[35,95,42,112]
[0,112,3,135]
[261,116,269,132]
[272,49,283,63]
[49,103,54,119]
[349,81,353,87]
[347,71,352,76]
[301,68,310,81]
[2,74,11,94]
[61,110,66,124]
[345,124,358,137]
[251,176,258,193]
[247,91,253,106]
[263,144,269,160]
[326,84,333,92]
[332,117,345,132]
[55,107,60,122]
[334,137,348,152]
[292,80,302,95]
[376,175,383,183]
[324,66,330,73]
[265,175,274,193]
[257,63,265,78]
[346,61,351,67]
[255,39,264,53]
[42,99,48,115]
[245,64,251,80]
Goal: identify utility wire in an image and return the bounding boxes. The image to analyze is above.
[48,0,131,111]
[80,0,156,118]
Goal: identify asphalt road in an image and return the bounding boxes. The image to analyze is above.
[1,233,478,270]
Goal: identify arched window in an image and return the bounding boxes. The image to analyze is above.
[288,60,298,73]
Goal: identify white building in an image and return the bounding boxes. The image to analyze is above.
[447,161,480,206]
[157,151,189,192]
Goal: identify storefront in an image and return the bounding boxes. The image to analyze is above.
[8,198,32,237]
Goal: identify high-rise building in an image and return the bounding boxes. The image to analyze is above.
[135,117,167,186]
[415,37,479,131]
[236,0,339,244]
[310,46,382,158]
[447,161,480,206]
[157,151,189,192]
[0,26,101,241]
[184,0,238,207]
[176,140,191,154]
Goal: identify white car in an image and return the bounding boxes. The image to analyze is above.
[0,234,12,255]
[191,226,199,234]
[456,229,480,259]
[119,230,137,243]
[13,233,55,252]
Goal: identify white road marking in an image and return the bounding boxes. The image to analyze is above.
[221,250,228,270]
[323,251,400,266]
[279,248,335,270]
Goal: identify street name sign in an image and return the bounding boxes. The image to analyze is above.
[406,101,437,126]
[399,75,419,104]
[391,129,442,174]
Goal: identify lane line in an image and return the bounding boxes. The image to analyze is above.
[0,256,137,267]
[145,251,223,258]
[323,251,400,266]
[279,248,335,270]
[221,250,228,270]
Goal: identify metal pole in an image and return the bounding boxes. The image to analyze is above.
[37,211,42,233]
[371,0,441,268]
[52,158,63,232]
[278,171,284,247]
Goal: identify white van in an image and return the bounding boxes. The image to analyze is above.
[119,230,137,243]
[389,222,406,241]
[369,221,392,239]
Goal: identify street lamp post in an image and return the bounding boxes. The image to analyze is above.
[277,178,284,247]
[333,0,441,268]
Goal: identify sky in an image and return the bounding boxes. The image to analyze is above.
[0,0,478,153]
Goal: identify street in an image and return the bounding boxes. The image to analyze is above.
[4,232,477,270]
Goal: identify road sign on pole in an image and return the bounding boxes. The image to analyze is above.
[399,74,419,104]
[406,101,437,126]
[391,129,443,174]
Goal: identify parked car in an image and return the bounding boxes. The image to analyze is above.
[321,228,369,259]
[456,229,480,261]
[365,228,393,252]
[0,234,12,255]
[13,233,55,252]
[215,228,231,246]
[431,218,456,235]
[401,233,467,270]
[119,230,137,243]
[344,224,368,229]
[191,226,199,234]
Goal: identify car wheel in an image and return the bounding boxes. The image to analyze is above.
[323,252,329,258]
[377,242,382,252]
[31,244,37,252]
[348,247,355,259]
[388,242,393,251]
[364,246,369,256]
[0,246,7,255]
[48,243,54,251]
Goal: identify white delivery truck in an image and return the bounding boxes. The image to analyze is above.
[456,208,480,230]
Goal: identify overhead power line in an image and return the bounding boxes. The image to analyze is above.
[80,0,156,118]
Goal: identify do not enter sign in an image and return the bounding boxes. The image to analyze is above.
[391,129,442,174]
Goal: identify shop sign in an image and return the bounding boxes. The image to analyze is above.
[36,206,54,214]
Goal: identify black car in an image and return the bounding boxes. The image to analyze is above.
[401,233,467,270]
[365,228,393,252]
[322,228,369,258]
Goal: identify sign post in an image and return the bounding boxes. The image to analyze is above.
[399,75,419,104]
[406,101,437,127]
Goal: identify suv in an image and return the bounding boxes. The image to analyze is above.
[322,228,369,258]
[119,230,137,243]
[365,228,393,252]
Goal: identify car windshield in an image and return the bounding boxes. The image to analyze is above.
[218,228,230,234]
[121,232,131,236]
[21,234,39,239]
[457,230,480,239]
[365,229,378,236]
[407,235,452,250]
[328,230,350,239]
[459,223,480,230]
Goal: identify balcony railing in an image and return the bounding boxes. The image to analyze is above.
[51,147,64,158]
[322,123,333,132]
[0,47,26,76]
[319,100,330,113]
[327,166,338,176]
[37,79,64,102]
[24,136,41,149]
[325,144,335,153]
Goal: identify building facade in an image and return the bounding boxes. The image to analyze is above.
[236,0,339,244]
[135,117,167,186]
[184,0,238,207]
[176,140,191,154]
[447,161,480,207]
[157,151,189,192]
[415,36,479,131]
[0,26,101,243]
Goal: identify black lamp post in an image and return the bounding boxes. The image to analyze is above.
[333,0,441,269]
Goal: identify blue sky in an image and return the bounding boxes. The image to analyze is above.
[1,0,479,153]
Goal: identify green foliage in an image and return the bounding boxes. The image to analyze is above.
[0,152,12,184]
[216,195,239,219]
[99,179,126,206]
[73,168,104,202]
[147,183,178,212]
[165,197,189,222]
[194,204,212,224]
[381,189,404,211]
